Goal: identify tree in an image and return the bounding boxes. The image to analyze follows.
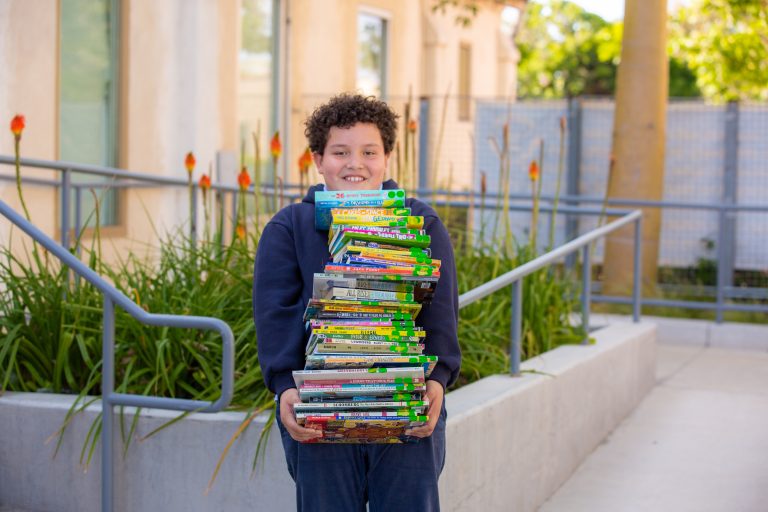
[669,0,768,101]
[602,0,668,296]
[515,1,622,98]
[515,0,703,98]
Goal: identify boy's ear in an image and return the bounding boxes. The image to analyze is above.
[312,151,324,174]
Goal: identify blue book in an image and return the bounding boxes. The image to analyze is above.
[315,189,406,230]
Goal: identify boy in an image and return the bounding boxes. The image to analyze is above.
[253,94,461,512]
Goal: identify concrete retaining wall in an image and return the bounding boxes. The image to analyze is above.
[440,322,656,511]
[0,322,656,511]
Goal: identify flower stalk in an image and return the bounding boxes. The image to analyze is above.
[185,152,196,242]
[549,117,567,249]
[298,147,312,193]
[270,131,282,213]
[199,170,212,243]
[11,115,31,220]
[528,159,540,250]
[236,166,251,241]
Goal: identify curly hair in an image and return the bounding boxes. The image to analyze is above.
[304,94,399,155]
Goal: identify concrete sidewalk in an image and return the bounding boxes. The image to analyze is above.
[540,342,768,512]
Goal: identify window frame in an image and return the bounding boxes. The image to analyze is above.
[357,6,390,100]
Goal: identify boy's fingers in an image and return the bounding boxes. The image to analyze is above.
[405,409,439,437]
[279,389,323,441]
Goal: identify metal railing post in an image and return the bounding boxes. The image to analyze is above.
[510,280,522,375]
[633,216,643,322]
[418,97,430,192]
[565,97,582,268]
[217,188,225,250]
[61,169,71,250]
[74,186,82,257]
[715,206,726,323]
[102,295,115,512]
[721,101,739,290]
[581,245,591,343]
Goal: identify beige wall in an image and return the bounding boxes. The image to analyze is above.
[107,0,239,263]
[1,0,239,263]
[1,0,522,259]
[285,0,521,191]
[0,0,59,245]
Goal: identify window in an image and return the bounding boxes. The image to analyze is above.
[458,43,472,121]
[59,0,120,227]
[357,12,388,98]
[239,0,277,180]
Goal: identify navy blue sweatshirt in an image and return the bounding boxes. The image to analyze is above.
[253,180,461,399]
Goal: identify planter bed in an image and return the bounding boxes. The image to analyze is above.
[0,322,655,512]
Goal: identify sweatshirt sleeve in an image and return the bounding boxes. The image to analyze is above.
[419,212,462,390]
[253,219,307,397]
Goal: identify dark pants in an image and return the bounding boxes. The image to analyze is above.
[275,402,447,512]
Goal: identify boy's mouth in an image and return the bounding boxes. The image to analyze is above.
[343,176,366,183]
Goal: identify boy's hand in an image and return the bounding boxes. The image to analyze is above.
[405,380,444,438]
[279,388,324,442]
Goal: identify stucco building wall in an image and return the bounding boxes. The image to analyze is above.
[1,0,523,255]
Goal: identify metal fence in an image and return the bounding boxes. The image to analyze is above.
[2,95,768,321]
[292,95,768,289]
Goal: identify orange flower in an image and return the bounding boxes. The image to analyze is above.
[407,119,418,133]
[236,223,246,240]
[270,131,282,159]
[528,160,539,182]
[185,152,196,175]
[237,166,251,190]
[10,115,25,139]
[298,147,312,175]
[199,174,211,191]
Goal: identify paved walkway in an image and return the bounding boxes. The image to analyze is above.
[540,343,768,512]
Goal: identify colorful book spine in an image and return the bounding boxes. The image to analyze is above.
[294,399,428,411]
[329,287,415,302]
[348,239,431,257]
[331,212,424,229]
[309,319,415,328]
[313,326,424,336]
[339,246,441,268]
[325,264,438,277]
[312,341,424,355]
[330,207,411,217]
[315,189,406,230]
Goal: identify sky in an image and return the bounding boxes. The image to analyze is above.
[568,0,624,21]
[555,0,692,22]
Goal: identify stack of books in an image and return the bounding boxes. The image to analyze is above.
[292,189,440,443]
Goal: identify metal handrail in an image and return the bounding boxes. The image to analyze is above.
[458,209,643,375]
[0,199,234,512]
[3,154,766,322]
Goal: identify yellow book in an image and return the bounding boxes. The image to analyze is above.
[314,326,425,337]
[342,246,441,269]
[331,212,424,230]
[331,207,411,217]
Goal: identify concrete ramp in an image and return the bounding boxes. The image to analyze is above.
[541,341,768,512]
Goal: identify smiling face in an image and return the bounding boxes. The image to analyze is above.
[313,122,389,191]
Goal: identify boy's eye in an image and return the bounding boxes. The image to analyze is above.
[333,151,348,156]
